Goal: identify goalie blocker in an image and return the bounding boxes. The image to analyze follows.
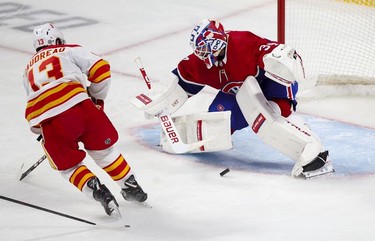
[236,76,334,178]
[131,77,232,154]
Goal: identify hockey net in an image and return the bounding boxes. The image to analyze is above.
[278,0,375,98]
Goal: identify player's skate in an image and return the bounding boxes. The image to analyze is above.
[87,177,121,216]
[293,150,334,179]
[121,175,148,202]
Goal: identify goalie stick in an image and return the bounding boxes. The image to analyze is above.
[134,57,210,154]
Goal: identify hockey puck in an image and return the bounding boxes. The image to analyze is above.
[220,168,230,177]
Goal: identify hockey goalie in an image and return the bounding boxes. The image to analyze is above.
[131,19,334,179]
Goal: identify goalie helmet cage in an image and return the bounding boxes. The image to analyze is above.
[277,0,375,97]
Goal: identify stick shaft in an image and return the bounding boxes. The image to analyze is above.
[0,195,96,225]
[135,57,152,89]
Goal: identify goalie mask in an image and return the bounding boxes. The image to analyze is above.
[190,19,227,69]
[33,23,65,52]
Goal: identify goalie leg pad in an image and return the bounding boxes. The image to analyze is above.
[161,111,233,153]
[236,76,322,168]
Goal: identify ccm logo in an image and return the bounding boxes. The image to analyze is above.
[252,113,266,133]
[160,115,179,144]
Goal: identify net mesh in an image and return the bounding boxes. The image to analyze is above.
[284,0,375,96]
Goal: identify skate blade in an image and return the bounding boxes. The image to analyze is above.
[303,164,335,179]
[108,201,122,218]
[138,201,152,209]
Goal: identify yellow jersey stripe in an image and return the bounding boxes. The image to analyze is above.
[26,86,86,121]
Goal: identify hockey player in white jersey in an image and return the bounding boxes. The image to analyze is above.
[23,23,147,216]
[131,19,334,179]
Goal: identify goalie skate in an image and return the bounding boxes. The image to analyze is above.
[302,161,334,179]
[300,151,335,179]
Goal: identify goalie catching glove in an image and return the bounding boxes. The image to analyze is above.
[263,44,305,87]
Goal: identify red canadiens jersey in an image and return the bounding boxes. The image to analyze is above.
[23,44,111,128]
[175,31,279,95]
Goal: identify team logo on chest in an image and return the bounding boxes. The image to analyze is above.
[216,104,225,111]
[222,81,243,95]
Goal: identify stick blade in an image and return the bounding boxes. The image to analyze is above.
[165,138,213,154]
[19,173,27,181]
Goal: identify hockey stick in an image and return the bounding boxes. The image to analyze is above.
[0,195,130,228]
[0,195,96,225]
[135,57,152,90]
[20,135,46,181]
[134,57,210,154]
[20,155,46,181]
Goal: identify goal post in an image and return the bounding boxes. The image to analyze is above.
[277,0,285,44]
[278,0,375,97]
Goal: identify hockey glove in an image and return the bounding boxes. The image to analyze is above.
[263,44,305,86]
[91,97,104,110]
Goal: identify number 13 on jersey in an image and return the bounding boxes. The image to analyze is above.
[27,56,64,91]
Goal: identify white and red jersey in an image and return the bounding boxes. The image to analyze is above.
[173,31,280,95]
[23,44,111,128]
